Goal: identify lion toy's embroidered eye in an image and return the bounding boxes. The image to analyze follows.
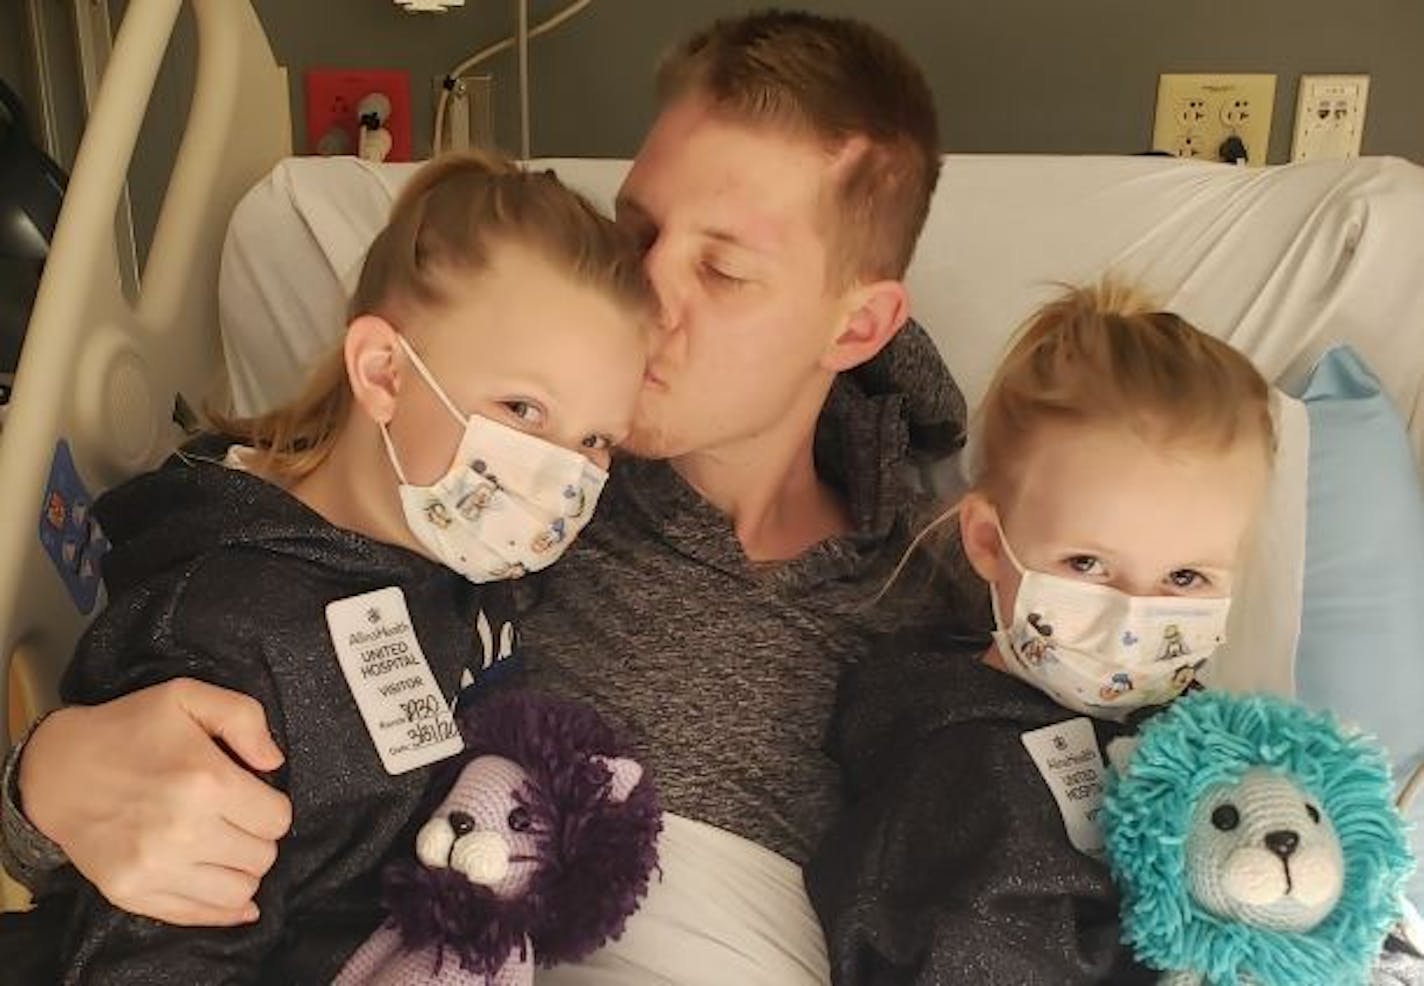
[1211,804,1240,832]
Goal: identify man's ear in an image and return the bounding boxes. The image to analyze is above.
[821,279,909,373]
[345,315,403,425]
[959,491,1004,584]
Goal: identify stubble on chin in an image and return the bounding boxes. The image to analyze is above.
[621,388,677,461]
[620,419,675,461]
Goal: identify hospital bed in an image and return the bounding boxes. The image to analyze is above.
[2,0,1423,967]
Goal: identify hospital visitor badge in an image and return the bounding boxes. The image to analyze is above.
[1020,717,1107,857]
[326,587,463,774]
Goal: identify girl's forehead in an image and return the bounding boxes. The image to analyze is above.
[1007,421,1265,562]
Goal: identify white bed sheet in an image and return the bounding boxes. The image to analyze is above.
[536,812,828,986]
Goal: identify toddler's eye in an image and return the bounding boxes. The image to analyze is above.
[503,400,546,427]
[1066,555,1104,576]
[1168,569,1208,590]
[581,434,612,451]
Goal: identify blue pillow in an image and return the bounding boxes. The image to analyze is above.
[1289,345,1424,905]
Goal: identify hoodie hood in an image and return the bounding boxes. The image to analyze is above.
[94,436,443,597]
[607,316,968,590]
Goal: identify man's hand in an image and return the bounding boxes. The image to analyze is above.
[18,679,292,925]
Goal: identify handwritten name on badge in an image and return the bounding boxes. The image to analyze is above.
[326,586,463,774]
[1020,717,1108,857]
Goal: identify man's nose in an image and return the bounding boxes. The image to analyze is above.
[642,239,686,336]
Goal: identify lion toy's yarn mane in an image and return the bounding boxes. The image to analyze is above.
[1102,691,1412,986]
[382,690,662,977]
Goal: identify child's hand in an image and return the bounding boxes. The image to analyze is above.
[19,679,292,925]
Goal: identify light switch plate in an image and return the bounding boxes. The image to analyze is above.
[1291,74,1370,161]
[1153,74,1277,166]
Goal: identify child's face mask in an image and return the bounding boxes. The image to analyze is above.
[380,336,607,583]
[990,522,1230,721]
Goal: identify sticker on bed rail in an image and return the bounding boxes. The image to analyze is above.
[37,440,110,615]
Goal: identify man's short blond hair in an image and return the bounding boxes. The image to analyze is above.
[657,10,940,287]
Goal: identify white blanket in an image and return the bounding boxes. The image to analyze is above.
[537,813,829,986]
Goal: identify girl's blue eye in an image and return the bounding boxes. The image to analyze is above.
[503,401,545,426]
[1066,555,1104,576]
[1168,569,1208,590]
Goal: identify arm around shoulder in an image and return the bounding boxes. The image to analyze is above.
[2,715,71,894]
[30,578,296,980]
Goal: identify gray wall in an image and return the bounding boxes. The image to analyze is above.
[244,0,1424,164]
[531,0,1424,163]
[32,0,1424,265]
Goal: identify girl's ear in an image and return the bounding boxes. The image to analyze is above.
[345,315,403,425]
[959,491,1004,584]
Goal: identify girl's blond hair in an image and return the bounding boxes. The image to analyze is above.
[973,280,1274,505]
[212,150,654,483]
[880,281,1274,599]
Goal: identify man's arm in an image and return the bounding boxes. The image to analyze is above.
[6,680,289,926]
[41,600,308,984]
[1,718,69,893]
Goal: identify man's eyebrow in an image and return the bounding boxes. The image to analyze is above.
[700,225,773,255]
[615,194,775,255]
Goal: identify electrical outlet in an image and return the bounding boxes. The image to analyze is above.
[305,68,413,161]
[1291,74,1369,161]
[1153,74,1277,166]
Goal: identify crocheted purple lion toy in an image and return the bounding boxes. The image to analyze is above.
[334,690,662,985]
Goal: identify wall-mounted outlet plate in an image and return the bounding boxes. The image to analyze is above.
[1291,74,1369,161]
[1153,74,1277,166]
[305,68,412,161]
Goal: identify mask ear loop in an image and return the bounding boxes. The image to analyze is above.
[379,424,411,485]
[982,512,1027,636]
[394,334,468,425]
[992,515,1029,576]
[381,334,463,487]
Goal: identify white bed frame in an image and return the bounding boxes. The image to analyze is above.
[0,0,288,772]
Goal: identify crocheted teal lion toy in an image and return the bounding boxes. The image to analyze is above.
[1102,691,1414,986]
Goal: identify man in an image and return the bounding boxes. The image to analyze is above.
[3,10,983,981]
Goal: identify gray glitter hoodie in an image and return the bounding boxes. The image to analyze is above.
[2,437,519,984]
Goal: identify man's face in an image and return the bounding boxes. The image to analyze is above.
[615,97,847,460]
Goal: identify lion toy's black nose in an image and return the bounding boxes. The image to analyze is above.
[1265,830,1300,859]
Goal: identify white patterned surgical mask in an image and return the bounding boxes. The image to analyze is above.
[990,522,1230,721]
[380,336,607,583]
